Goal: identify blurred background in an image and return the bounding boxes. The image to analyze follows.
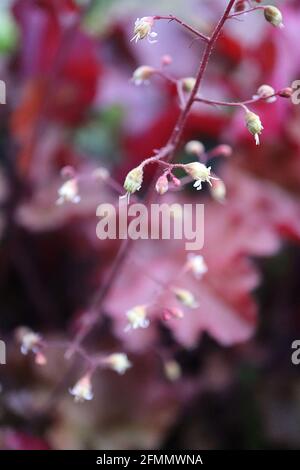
[0,0,300,450]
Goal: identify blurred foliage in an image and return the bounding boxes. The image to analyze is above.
[74,105,123,163]
[0,9,18,54]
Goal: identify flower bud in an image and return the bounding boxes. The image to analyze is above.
[210,178,226,203]
[60,165,76,179]
[173,287,198,309]
[125,305,149,331]
[161,54,173,66]
[170,175,181,187]
[185,140,205,157]
[278,87,293,98]
[264,6,284,28]
[182,77,196,93]
[245,111,264,145]
[56,178,80,205]
[185,254,208,279]
[123,166,143,195]
[15,327,42,355]
[103,353,132,375]
[92,167,109,181]
[155,174,169,195]
[164,360,182,381]
[35,352,47,366]
[162,307,184,321]
[254,84,276,103]
[132,65,154,86]
[234,0,247,12]
[210,144,233,158]
[69,374,93,402]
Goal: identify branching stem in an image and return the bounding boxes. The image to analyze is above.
[66,0,237,357]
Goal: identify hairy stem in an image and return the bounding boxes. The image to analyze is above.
[153,15,210,43]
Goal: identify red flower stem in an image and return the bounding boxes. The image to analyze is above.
[153,69,177,84]
[153,15,210,43]
[163,0,236,161]
[228,6,265,19]
[66,0,236,357]
[177,80,186,109]
[194,93,279,108]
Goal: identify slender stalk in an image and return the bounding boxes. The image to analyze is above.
[194,93,278,109]
[165,0,236,158]
[153,15,210,43]
[66,0,236,357]
[228,6,264,19]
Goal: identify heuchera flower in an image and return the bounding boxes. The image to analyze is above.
[183,162,217,190]
[164,360,182,381]
[155,174,169,195]
[16,327,42,355]
[245,111,264,145]
[162,307,184,321]
[69,374,93,403]
[132,66,154,86]
[56,178,80,205]
[253,84,277,103]
[185,140,205,157]
[131,17,158,44]
[125,305,149,331]
[103,353,132,375]
[185,254,208,280]
[182,77,196,93]
[210,178,227,203]
[172,287,199,309]
[264,6,284,29]
[123,166,144,199]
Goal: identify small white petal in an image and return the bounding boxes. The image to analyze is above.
[20,345,28,355]
[193,180,202,189]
